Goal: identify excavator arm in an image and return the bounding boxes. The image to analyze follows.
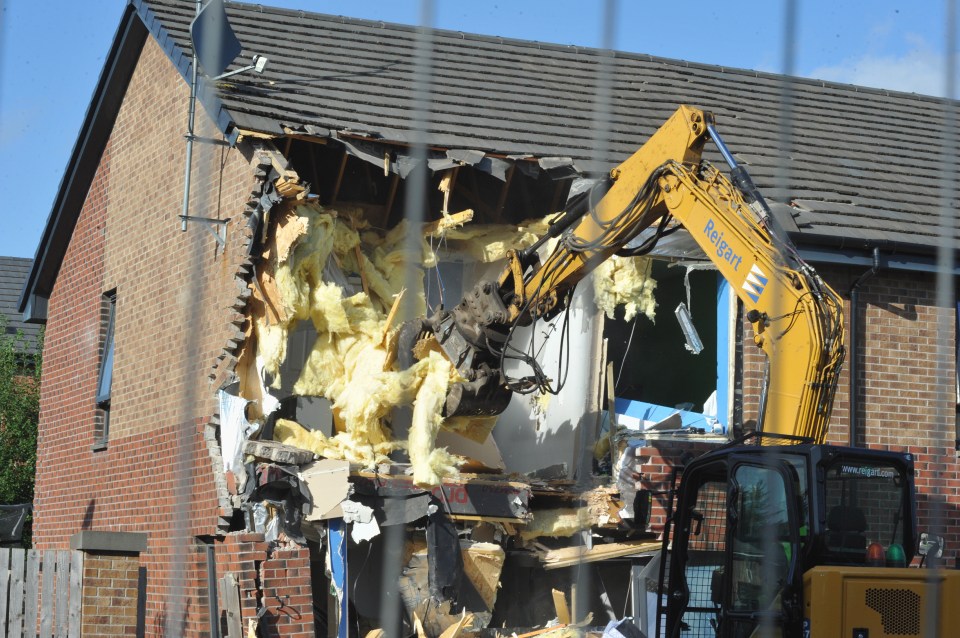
[404,105,844,442]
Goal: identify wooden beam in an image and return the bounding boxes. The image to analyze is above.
[422,209,474,237]
[541,540,661,570]
[384,173,400,220]
[552,589,571,624]
[495,164,516,218]
[331,150,349,203]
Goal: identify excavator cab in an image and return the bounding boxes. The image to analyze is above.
[660,441,918,638]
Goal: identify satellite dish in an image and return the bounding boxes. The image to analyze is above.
[190,0,242,78]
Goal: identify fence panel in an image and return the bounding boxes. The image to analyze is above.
[68,552,83,637]
[23,550,39,638]
[39,551,54,638]
[8,547,25,638]
[0,549,83,638]
[55,551,70,637]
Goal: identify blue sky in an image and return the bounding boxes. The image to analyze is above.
[0,0,957,260]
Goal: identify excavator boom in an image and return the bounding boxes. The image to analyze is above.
[405,106,845,442]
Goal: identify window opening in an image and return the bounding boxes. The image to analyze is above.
[608,262,732,433]
[94,291,116,448]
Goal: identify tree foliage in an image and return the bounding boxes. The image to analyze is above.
[0,317,41,506]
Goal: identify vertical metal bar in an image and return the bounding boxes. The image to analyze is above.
[572,0,620,622]
[181,0,201,231]
[757,3,800,636]
[926,3,957,636]
[170,1,214,634]
[205,543,221,638]
[630,559,643,628]
[380,2,436,637]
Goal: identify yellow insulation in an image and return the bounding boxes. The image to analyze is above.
[592,255,657,322]
[257,202,656,486]
[426,215,557,263]
[519,508,589,541]
[407,352,462,486]
[259,203,468,485]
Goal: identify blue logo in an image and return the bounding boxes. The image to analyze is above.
[741,264,768,303]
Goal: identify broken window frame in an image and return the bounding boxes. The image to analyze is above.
[615,275,735,433]
[93,290,116,450]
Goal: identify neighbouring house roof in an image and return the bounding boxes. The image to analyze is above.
[0,258,41,351]
[20,0,960,320]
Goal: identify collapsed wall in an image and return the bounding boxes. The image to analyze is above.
[237,199,658,487]
[211,161,671,636]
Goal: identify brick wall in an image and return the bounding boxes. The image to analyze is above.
[216,533,270,628]
[34,33,263,637]
[260,546,316,637]
[636,441,724,534]
[81,554,141,636]
[215,534,316,637]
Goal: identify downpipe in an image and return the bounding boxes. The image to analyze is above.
[848,247,880,446]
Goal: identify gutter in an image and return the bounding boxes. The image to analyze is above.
[793,232,960,275]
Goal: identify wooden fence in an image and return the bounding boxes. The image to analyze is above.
[0,548,83,638]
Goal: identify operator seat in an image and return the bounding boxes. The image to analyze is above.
[826,505,867,561]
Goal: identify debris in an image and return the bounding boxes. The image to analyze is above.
[614,444,649,521]
[427,504,464,600]
[273,208,310,263]
[437,613,475,638]
[526,463,568,481]
[519,508,588,541]
[423,209,474,237]
[601,618,646,638]
[539,540,661,570]
[327,519,349,638]
[399,537,505,638]
[248,464,311,543]
[300,459,350,521]
[435,430,505,473]
[219,390,259,492]
[460,541,505,611]
[243,439,315,465]
[520,626,582,638]
[427,214,558,263]
[350,472,532,521]
[408,352,461,486]
[340,500,380,543]
[551,589,571,625]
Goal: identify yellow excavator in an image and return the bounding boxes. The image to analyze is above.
[401,105,960,636]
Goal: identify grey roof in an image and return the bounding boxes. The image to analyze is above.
[0,258,40,351]
[142,0,960,253]
[19,0,960,318]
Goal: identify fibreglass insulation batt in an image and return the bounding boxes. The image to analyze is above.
[592,255,657,322]
[257,203,655,486]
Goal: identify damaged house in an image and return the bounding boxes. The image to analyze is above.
[17,0,960,636]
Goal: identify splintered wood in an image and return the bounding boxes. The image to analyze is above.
[540,540,661,570]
